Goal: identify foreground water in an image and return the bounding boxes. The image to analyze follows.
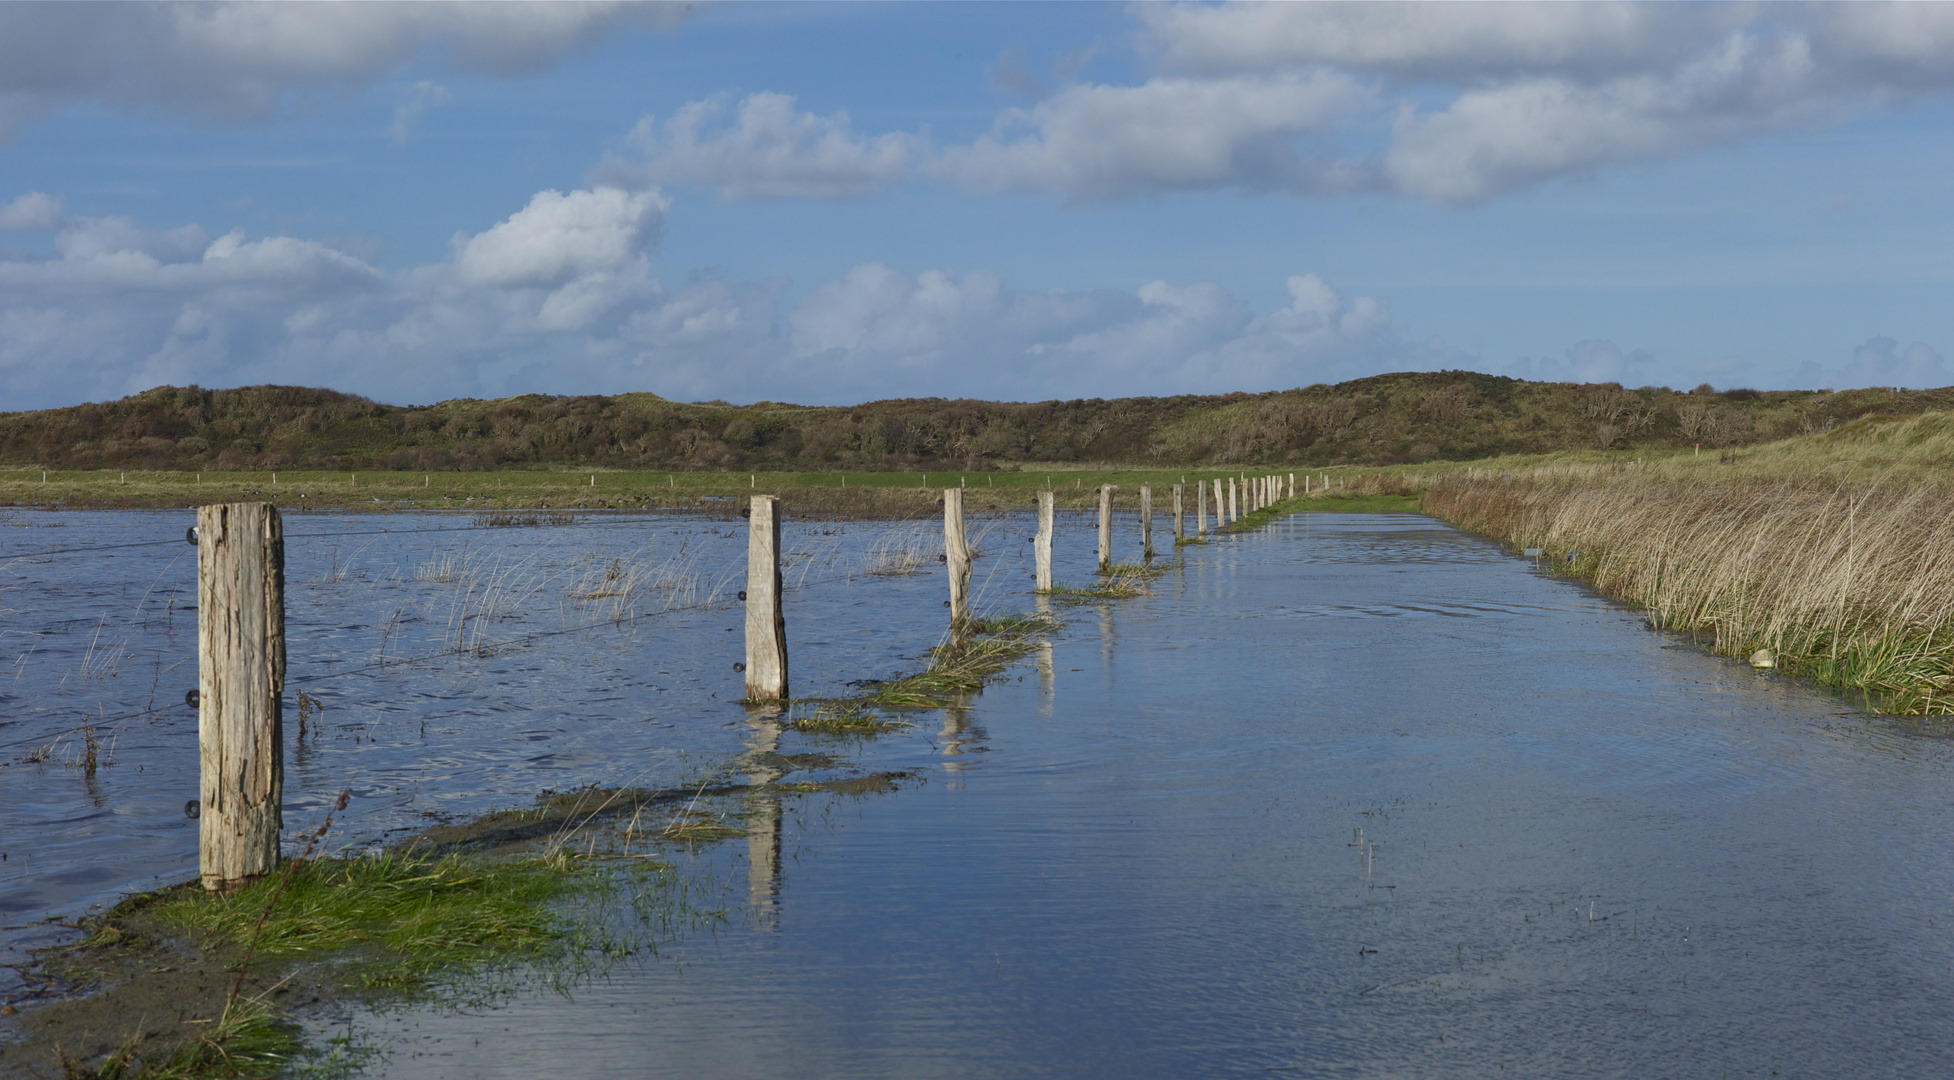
[9,508,1954,1076]
[352,512,1954,1079]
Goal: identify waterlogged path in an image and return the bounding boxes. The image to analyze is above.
[355,513,1954,1079]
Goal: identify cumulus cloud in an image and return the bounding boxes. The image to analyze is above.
[912,2,1954,204]
[1793,335,1950,390]
[1384,31,1833,203]
[938,73,1370,198]
[452,186,666,290]
[0,188,1462,409]
[1139,2,1730,81]
[0,1,693,139]
[0,191,61,231]
[596,93,920,200]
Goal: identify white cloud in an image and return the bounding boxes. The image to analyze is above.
[452,187,666,289]
[1385,31,1831,204]
[0,188,1461,409]
[909,2,1954,204]
[597,93,920,201]
[938,73,1371,198]
[1139,2,1730,81]
[0,2,694,139]
[0,191,61,231]
[1795,335,1950,390]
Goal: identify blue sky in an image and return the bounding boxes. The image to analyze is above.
[4,1,1954,410]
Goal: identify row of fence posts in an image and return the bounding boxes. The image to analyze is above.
[189,475,1314,890]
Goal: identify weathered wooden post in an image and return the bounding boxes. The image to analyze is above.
[1172,483,1184,542]
[1212,478,1224,527]
[1097,484,1114,572]
[1288,473,1295,499]
[1139,483,1153,559]
[1035,489,1054,592]
[944,488,972,634]
[1196,480,1207,537]
[1227,477,1238,523]
[196,502,284,893]
[744,495,788,703]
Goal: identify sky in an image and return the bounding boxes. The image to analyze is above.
[4,1,1954,410]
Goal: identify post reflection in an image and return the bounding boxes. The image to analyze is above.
[938,694,986,787]
[1037,639,1055,715]
[742,705,785,924]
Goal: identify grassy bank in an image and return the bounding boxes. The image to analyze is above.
[1419,413,1954,714]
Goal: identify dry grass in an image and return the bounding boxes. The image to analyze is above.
[414,551,474,583]
[1423,414,1954,713]
[860,523,938,576]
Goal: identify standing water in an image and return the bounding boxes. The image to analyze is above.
[8,509,1954,1077]
[354,513,1954,1078]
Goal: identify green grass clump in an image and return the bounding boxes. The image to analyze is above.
[1043,579,1140,600]
[787,702,908,735]
[858,615,1058,710]
[70,999,306,1080]
[154,851,587,989]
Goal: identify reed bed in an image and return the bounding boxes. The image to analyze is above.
[1424,460,1954,713]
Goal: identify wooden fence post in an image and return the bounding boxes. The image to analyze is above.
[1139,483,1153,559]
[1172,483,1184,542]
[744,495,788,703]
[1195,480,1207,537]
[196,502,284,893]
[1212,479,1223,527]
[1227,478,1238,523]
[945,488,972,634]
[1097,484,1115,572]
[1035,490,1054,592]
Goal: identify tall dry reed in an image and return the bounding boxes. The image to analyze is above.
[1424,463,1954,712]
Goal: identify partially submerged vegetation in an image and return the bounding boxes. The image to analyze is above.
[4,605,1064,1078]
[788,613,1063,731]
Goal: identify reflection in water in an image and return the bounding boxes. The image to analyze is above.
[1036,640,1054,715]
[742,707,785,922]
[938,695,985,785]
[34,511,1954,1079]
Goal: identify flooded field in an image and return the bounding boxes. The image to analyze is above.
[9,508,1954,1077]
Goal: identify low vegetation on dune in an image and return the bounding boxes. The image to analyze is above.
[1421,413,1954,713]
[7,374,1954,475]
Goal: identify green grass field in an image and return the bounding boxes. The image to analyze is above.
[0,464,1373,515]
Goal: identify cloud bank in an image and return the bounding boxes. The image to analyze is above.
[603,2,1954,206]
[0,1,692,139]
[0,186,1453,410]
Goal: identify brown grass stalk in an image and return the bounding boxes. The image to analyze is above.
[1423,462,1954,713]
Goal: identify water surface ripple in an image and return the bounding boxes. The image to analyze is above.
[360,512,1954,1079]
[11,510,1954,1077]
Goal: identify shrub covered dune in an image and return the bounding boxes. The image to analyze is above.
[5,372,1952,474]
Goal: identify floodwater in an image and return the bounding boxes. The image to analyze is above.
[1,507,1020,975]
[11,508,1954,1076]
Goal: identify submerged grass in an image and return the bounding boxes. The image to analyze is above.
[60,998,306,1080]
[787,612,1061,730]
[150,850,589,991]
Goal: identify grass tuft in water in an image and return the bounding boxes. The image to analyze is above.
[61,998,306,1080]
[857,614,1058,711]
[152,851,590,991]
